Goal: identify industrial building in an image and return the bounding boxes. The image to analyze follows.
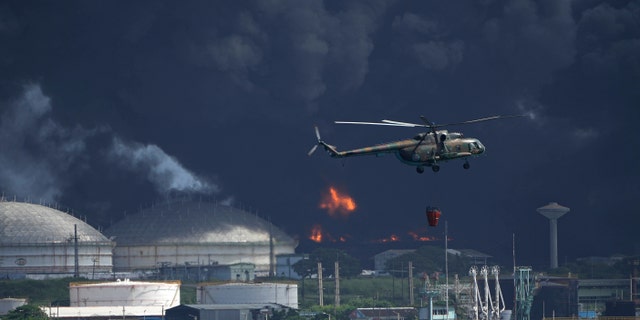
[0,200,114,278]
[276,254,307,279]
[166,303,290,320]
[158,262,256,282]
[105,200,298,277]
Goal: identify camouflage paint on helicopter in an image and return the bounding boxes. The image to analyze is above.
[309,115,519,173]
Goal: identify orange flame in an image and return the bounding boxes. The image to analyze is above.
[310,224,323,243]
[319,187,357,217]
[374,234,400,243]
[408,231,436,241]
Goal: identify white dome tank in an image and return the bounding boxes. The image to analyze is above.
[70,279,180,307]
[105,200,297,275]
[0,201,114,277]
[197,282,298,309]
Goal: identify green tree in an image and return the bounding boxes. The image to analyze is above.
[270,309,305,320]
[4,304,48,320]
[292,248,361,278]
[386,246,471,279]
[292,257,317,279]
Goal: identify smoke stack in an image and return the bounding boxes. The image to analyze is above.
[537,202,570,269]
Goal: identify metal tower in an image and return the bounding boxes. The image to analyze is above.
[536,202,570,269]
[514,267,536,320]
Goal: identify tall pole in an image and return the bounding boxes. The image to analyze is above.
[445,221,449,317]
[318,261,324,306]
[335,261,340,306]
[74,224,79,278]
[409,261,414,305]
[269,219,274,277]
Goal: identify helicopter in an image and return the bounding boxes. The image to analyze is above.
[308,115,521,174]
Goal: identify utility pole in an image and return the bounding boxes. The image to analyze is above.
[74,224,79,278]
[409,261,414,305]
[318,261,324,306]
[335,261,340,306]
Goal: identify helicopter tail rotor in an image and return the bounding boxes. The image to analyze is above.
[308,126,342,157]
[308,126,322,156]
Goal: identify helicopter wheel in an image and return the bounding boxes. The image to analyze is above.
[432,165,440,172]
[463,161,470,169]
[416,166,424,174]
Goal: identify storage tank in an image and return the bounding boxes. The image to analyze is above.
[69,279,180,307]
[0,298,27,315]
[197,282,298,309]
[105,200,297,276]
[0,200,114,277]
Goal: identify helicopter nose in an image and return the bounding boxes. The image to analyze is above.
[472,141,485,154]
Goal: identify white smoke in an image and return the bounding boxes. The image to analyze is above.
[109,137,218,194]
[0,84,91,202]
[0,84,220,202]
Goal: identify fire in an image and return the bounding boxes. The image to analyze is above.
[408,231,436,241]
[308,225,350,243]
[374,234,401,243]
[310,224,323,243]
[319,187,357,217]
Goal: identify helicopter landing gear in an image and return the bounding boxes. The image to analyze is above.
[463,161,470,169]
[416,166,425,174]
[432,165,440,172]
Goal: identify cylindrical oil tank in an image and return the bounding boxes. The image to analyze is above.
[69,279,180,307]
[197,282,298,309]
[0,298,27,315]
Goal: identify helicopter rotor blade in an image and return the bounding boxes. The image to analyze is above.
[314,126,321,140]
[308,144,319,156]
[380,119,430,127]
[336,114,524,129]
[431,115,523,128]
[335,121,417,127]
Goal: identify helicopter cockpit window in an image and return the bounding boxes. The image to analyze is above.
[413,134,424,140]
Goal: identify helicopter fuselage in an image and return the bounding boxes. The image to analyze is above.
[395,132,485,167]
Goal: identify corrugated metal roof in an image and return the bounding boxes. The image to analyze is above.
[105,200,296,246]
[0,201,111,244]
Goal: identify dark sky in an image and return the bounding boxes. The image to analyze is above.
[1,0,638,269]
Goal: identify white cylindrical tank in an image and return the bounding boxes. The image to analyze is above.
[70,279,180,307]
[0,298,27,315]
[198,282,298,309]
